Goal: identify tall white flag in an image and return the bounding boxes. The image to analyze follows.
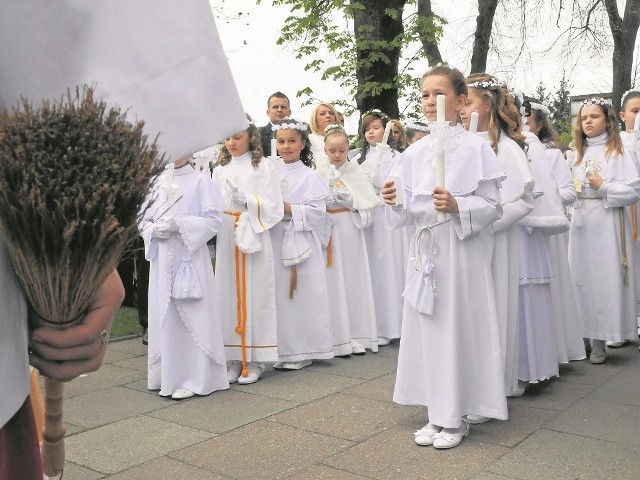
[0,0,247,160]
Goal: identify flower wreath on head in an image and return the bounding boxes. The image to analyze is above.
[581,97,612,108]
[405,120,430,132]
[272,118,308,132]
[621,88,640,108]
[468,77,505,90]
[324,123,346,135]
[528,102,551,116]
[361,109,390,122]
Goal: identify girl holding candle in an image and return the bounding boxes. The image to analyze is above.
[381,65,508,449]
[140,157,229,399]
[318,124,381,356]
[568,97,640,364]
[523,97,586,363]
[459,74,535,403]
[353,110,406,349]
[270,118,335,369]
[213,121,284,385]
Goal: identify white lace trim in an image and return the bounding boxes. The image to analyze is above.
[149,237,178,364]
[174,301,226,366]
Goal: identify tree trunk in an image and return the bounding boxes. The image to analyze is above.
[604,0,640,111]
[417,0,443,64]
[470,0,499,73]
[351,0,406,118]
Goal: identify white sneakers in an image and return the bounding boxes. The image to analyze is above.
[351,341,366,355]
[237,362,265,384]
[414,425,442,446]
[377,337,391,346]
[414,420,470,449]
[273,360,312,370]
[171,388,195,400]
[226,360,243,384]
[465,414,490,424]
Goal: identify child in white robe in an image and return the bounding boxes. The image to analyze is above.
[318,124,381,356]
[270,118,335,369]
[353,110,406,348]
[524,98,586,362]
[460,74,535,406]
[569,97,640,363]
[382,65,508,450]
[212,122,284,385]
[140,158,228,399]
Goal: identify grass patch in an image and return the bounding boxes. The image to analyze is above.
[111,306,143,338]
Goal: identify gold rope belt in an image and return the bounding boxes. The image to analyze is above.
[325,208,350,267]
[619,208,629,284]
[224,210,249,377]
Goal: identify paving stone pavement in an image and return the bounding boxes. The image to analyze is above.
[56,337,640,480]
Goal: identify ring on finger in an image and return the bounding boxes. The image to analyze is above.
[100,329,110,345]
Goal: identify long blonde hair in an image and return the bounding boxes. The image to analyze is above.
[573,101,623,165]
[309,102,339,135]
[218,122,262,169]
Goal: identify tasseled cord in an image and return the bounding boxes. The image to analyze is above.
[289,265,297,299]
[326,236,333,267]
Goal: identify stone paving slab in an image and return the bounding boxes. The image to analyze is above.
[341,373,396,403]
[232,367,365,403]
[558,359,627,386]
[171,420,355,480]
[64,386,171,429]
[104,456,232,480]
[587,361,640,406]
[66,415,213,475]
[148,388,298,434]
[469,473,518,480]
[305,354,398,380]
[485,429,640,480]
[547,397,640,447]
[110,355,149,372]
[107,338,148,356]
[506,375,597,411]
[370,342,401,358]
[323,425,510,480]
[64,364,147,398]
[284,464,374,479]
[270,393,421,442]
[63,462,105,480]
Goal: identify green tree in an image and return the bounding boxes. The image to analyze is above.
[550,72,573,148]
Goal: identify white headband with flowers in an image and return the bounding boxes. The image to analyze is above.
[324,123,345,135]
[581,97,612,107]
[272,118,307,132]
[468,78,505,90]
[405,121,430,132]
[528,102,550,116]
[621,88,640,107]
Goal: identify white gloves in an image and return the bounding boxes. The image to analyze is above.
[227,179,247,207]
[155,217,179,240]
[335,191,353,209]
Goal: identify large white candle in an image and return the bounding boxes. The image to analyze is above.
[634,113,640,131]
[436,94,445,122]
[470,111,479,133]
[163,163,174,187]
[436,147,445,222]
[270,139,278,158]
[382,121,393,145]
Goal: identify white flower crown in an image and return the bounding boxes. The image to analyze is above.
[405,121,430,132]
[581,97,612,107]
[272,118,308,132]
[468,78,505,90]
[528,102,550,116]
[324,123,345,135]
[621,88,640,108]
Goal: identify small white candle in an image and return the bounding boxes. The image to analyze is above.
[329,164,337,187]
[634,113,640,131]
[381,122,393,145]
[470,111,479,133]
[566,150,574,167]
[164,163,174,187]
[436,94,445,122]
[270,139,278,158]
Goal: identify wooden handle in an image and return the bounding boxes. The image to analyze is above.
[41,377,66,477]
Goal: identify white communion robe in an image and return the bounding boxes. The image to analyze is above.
[477,132,535,396]
[516,134,568,383]
[543,145,586,362]
[318,161,381,354]
[568,133,640,342]
[620,130,640,317]
[356,145,407,340]
[387,125,508,428]
[140,166,228,396]
[212,153,284,364]
[271,160,335,362]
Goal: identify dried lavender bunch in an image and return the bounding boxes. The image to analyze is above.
[0,86,164,325]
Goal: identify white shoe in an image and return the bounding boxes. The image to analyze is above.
[466,414,490,424]
[432,420,470,449]
[509,380,528,398]
[237,363,265,385]
[377,337,391,346]
[414,424,442,446]
[274,360,312,370]
[589,351,606,364]
[606,340,627,348]
[171,388,195,400]
[226,360,243,384]
[351,341,366,355]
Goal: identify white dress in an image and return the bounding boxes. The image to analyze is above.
[568,133,640,341]
[356,145,406,340]
[388,125,508,428]
[310,133,329,170]
[543,145,586,362]
[211,153,284,364]
[318,161,381,354]
[140,166,228,396]
[477,132,535,396]
[271,160,335,362]
[620,130,640,317]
